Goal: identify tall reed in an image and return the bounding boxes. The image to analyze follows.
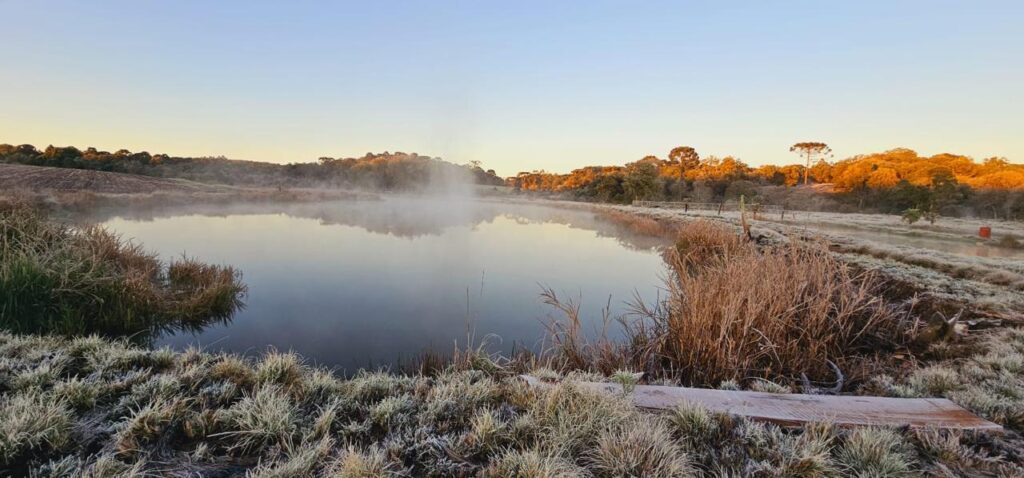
[546,220,910,387]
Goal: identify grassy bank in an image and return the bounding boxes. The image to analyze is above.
[2,332,1022,477]
[0,206,245,338]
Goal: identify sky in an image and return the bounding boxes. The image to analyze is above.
[1,1,1022,177]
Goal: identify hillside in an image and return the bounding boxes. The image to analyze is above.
[0,144,506,190]
[0,163,224,194]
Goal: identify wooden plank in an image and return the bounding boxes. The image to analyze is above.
[520,375,1002,431]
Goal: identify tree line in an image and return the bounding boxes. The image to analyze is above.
[510,144,1024,219]
[0,144,505,191]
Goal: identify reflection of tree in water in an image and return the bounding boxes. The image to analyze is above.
[82,198,669,250]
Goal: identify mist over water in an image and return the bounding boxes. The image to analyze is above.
[89,198,666,371]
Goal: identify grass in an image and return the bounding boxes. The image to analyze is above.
[836,241,1024,291]
[0,205,245,338]
[835,427,915,477]
[545,220,912,388]
[1,331,1020,476]
[594,209,679,239]
[0,390,71,465]
[870,328,1024,431]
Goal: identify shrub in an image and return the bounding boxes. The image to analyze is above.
[901,208,923,224]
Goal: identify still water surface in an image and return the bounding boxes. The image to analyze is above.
[92,199,666,371]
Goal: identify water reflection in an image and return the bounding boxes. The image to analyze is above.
[91,198,667,371]
[84,198,667,251]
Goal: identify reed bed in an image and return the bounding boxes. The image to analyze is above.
[546,220,912,388]
[0,205,245,337]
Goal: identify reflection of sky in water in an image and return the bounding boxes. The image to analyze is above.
[96,199,665,372]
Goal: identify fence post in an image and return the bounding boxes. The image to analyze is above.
[717,202,724,216]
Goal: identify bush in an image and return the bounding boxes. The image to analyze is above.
[901,208,923,224]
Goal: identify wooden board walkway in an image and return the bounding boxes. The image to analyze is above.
[520,375,1002,431]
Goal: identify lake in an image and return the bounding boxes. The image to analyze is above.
[89,198,667,371]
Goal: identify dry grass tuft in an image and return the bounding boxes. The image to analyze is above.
[255,350,307,393]
[482,448,585,478]
[217,384,299,452]
[546,219,910,387]
[0,391,72,466]
[836,427,916,477]
[326,445,401,477]
[588,420,694,477]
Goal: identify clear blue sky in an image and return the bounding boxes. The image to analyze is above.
[1,1,1021,176]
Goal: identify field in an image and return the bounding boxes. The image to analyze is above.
[597,201,1024,317]
[0,163,221,194]
[0,163,374,215]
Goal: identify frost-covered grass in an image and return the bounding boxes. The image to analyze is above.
[869,328,1024,431]
[593,201,1024,319]
[1,332,1022,476]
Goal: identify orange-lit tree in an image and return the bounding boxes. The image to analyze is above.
[789,142,832,185]
[668,146,700,200]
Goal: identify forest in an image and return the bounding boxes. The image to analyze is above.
[510,146,1024,219]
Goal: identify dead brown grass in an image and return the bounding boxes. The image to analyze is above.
[595,209,678,239]
[546,220,912,388]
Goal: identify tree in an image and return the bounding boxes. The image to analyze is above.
[668,146,700,199]
[789,142,832,186]
[929,169,966,214]
[809,159,833,183]
[623,161,659,202]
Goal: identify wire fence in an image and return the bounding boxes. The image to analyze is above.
[632,200,785,215]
